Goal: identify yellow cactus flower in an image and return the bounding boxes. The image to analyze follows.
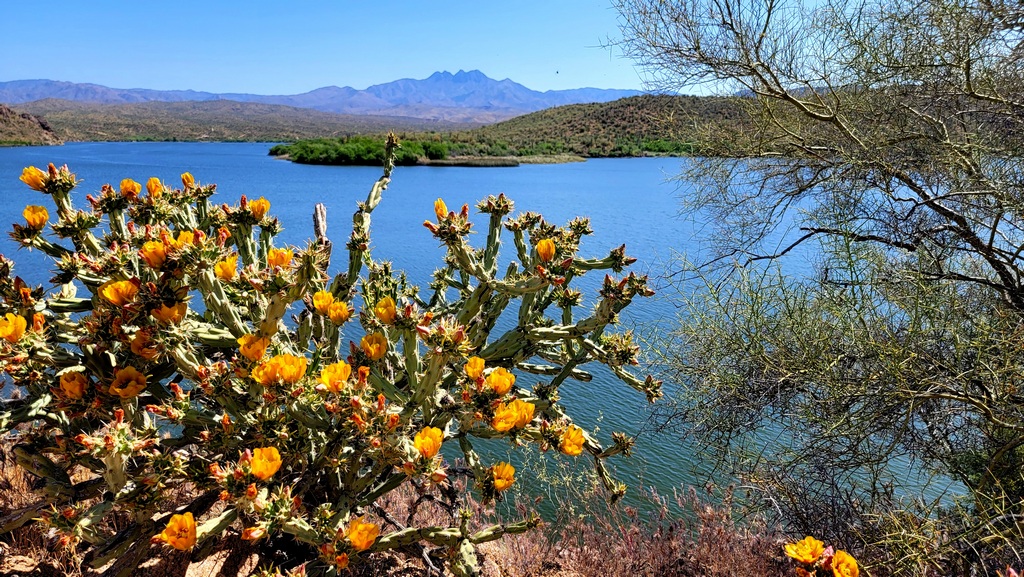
[20,166,46,191]
[784,536,825,565]
[491,402,519,432]
[465,356,485,380]
[131,331,159,360]
[374,296,397,325]
[346,516,379,552]
[510,399,535,428]
[109,366,147,398]
[249,196,270,220]
[151,302,187,324]
[831,550,859,577]
[215,254,238,281]
[181,172,195,189]
[434,198,448,220]
[492,399,534,432]
[22,205,48,229]
[169,230,196,251]
[313,290,334,314]
[99,279,139,307]
[492,462,515,492]
[360,333,388,361]
[537,238,556,263]
[266,248,293,268]
[139,240,167,270]
[157,512,196,551]
[237,334,269,362]
[251,447,282,480]
[328,301,351,325]
[559,425,585,456]
[120,178,141,200]
[486,367,515,395]
[59,372,88,400]
[0,313,27,344]
[319,361,352,393]
[146,177,163,198]
[251,354,307,386]
[414,427,443,459]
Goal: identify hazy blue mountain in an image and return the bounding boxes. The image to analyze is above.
[0,71,643,122]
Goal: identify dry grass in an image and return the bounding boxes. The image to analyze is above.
[481,486,788,577]
[0,447,787,577]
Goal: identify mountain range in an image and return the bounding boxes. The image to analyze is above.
[0,70,643,123]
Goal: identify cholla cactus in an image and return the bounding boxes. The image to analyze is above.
[0,135,661,576]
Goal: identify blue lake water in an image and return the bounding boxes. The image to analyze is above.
[0,143,949,513]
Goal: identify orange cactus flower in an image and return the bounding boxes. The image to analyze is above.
[414,427,443,459]
[151,302,187,324]
[215,253,238,281]
[240,526,266,541]
[536,238,556,263]
[266,248,293,269]
[139,241,167,270]
[346,516,379,552]
[249,196,270,220]
[492,462,515,492]
[831,550,859,577]
[328,301,351,325]
[100,279,139,307]
[434,198,447,220]
[131,331,159,360]
[32,313,45,332]
[559,425,585,456]
[374,296,397,325]
[236,334,270,362]
[465,356,485,380]
[0,313,27,344]
[313,290,334,314]
[251,354,307,386]
[181,172,195,189]
[784,536,825,565]
[250,447,282,480]
[109,366,147,398]
[23,205,48,229]
[20,166,47,191]
[335,553,350,569]
[319,361,352,393]
[119,178,141,200]
[157,512,196,551]
[486,367,515,395]
[60,372,89,399]
[146,177,163,198]
[360,333,388,361]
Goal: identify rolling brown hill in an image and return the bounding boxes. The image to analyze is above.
[0,104,61,146]
[17,99,479,142]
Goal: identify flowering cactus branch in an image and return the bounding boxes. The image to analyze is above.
[0,141,661,575]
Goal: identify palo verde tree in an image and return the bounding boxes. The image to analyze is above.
[616,0,1024,573]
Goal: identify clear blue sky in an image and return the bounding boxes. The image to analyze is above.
[4,1,647,94]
